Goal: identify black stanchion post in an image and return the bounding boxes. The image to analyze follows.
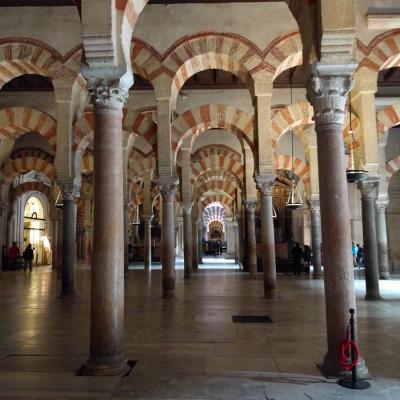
[337,309,371,390]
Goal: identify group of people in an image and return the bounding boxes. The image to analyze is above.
[290,242,313,276]
[7,242,35,272]
[352,242,365,269]
[204,240,224,256]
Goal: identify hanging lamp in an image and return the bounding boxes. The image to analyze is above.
[346,93,368,183]
[285,73,303,209]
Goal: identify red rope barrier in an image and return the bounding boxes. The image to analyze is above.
[337,338,360,371]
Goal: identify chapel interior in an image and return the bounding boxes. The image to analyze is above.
[0,0,400,398]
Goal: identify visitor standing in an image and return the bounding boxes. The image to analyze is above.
[291,242,303,276]
[23,244,34,272]
[352,242,358,268]
[303,245,312,274]
[8,242,20,270]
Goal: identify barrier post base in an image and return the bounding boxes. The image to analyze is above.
[337,378,371,390]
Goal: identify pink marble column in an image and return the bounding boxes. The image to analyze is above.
[307,65,368,378]
[256,177,277,298]
[244,200,257,278]
[160,182,178,298]
[81,80,128,376]
[182,202,193,279]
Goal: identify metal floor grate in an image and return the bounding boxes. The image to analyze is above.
[232,315,273,324]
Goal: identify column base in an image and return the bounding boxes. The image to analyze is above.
[79,356,130,376]
[379,273,390,280]
[318,353,370,379]
[249,273,257,279]
[184,272,192,280]
[264,286,278,300]
[313,271,323,279]
[60,290,76,298]
[162,290,175,299]
[365,293,382,301]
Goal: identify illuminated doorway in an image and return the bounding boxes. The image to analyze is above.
[23,196,51,265]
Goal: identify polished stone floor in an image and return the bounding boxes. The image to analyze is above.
[0,257,399,399]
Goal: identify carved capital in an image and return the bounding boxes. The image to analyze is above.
[159,183,178,203]
[357,179,379,200]
[375,201,388,213]
[182,202,194,214]
[255,175,275,197]
[88,79,129,109]
[307,64,356,126]
[142,214,153,224]
[243,200,257,214]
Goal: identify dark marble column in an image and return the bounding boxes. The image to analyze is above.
[307,64,368,378]
[182,202,193,279]
[81,78,128,376]
[358,179,381,300]
[256,177,277,298]
[197,222,203,264]
[244,200,257,278]
[143,215,152,270]
[160,181,178,298]
[310,201,323,278]
[124,202,129,275]
[192,217,199,271]
[61,192,76,296]
[375,201,390,279]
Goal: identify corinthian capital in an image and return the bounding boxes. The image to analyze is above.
[87,79,129,109]
[159,183,179,203]
[243,200,257,213]
[255,175,275,197]
[375,201,388,213]
[357,178,379,200]
[307,64,356,126]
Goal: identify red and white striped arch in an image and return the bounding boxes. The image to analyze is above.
[0,107,57,149]
[0,38,80,89]
[263,31,303,80]
[195,179,236,200]
[2,157,54,184]
[201,195,233,215]
[386,155,400,181]
[274,154,310,187]
[172,104,254,160]
[163,33,263,101]
[376,102,400,138]
[358,30,400,73]
[10,181,52,203]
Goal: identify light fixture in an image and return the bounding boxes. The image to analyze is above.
[132,204,140,225]
[285,73,303,210]
[346,93,368,183]
[55,190,63,209]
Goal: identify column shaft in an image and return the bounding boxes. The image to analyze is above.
[197,223,203,264]
[160,184,177,298]
[257,179,277,298]
[376,203,390,279]
[308,69,368,377]
[183,204,193,279]
[61,196,75,296]
[359,181,381,300]
[144,217,152,270]
[82,87,127,375]
[310,204,323,278]
[244,201,257,278]
[192,219,198,271]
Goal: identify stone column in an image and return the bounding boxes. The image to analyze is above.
[358,179,381,300]
[256,177,277,298]
[56,208,63,279]
[307,64,368,377]
[192,217,199,271]
[234,219,240,263]
[244,200,257,278]
[375,201,390,279]
[81,78,128,376]
[123,202,129,275]
[61,191,76,296]
[143,215,152,270]
[160,182,178,298]
[182,202,193,279]
[0,203,9,272]
[197,221,203,264]
[310,201,323,278]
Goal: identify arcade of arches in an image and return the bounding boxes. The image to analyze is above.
[1,0,400,398]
